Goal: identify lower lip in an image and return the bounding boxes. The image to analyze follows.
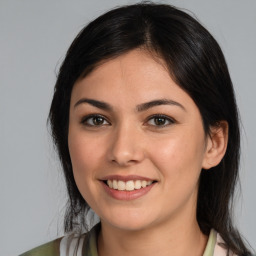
[101,182,155,200]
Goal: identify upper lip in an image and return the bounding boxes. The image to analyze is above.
[100,175,156,182]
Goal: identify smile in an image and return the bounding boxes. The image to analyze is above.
[106,180,153,191]
[100,175,157,200]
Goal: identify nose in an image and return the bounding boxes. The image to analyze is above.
[107,123,145,167]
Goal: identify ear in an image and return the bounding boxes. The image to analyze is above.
[202,121,229,170]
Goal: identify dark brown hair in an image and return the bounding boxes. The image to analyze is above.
[48,2,252,255]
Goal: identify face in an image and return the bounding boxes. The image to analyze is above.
[68,49,211,231]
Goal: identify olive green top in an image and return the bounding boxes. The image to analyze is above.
[20,225,220,256]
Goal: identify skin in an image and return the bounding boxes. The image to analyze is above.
[68,49,228,256]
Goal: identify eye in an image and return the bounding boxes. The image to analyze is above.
[81,114,110,126]
[147,115,175,127]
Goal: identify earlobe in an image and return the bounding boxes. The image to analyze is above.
[202,121,229,170]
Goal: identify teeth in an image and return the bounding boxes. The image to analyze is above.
[117,180,126,190]
[126,180,134,191]
[134,180,142,189]
[106,179,154,191]
[141,180,147,188]
[113,180,118,189]
[107,180,113,188]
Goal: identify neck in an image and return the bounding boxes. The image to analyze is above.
[98,213,208,256]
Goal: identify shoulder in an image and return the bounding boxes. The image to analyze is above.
[19,237,62,256]
[19,232,92,256]
[214,232,236,256]
[214,232,255,256]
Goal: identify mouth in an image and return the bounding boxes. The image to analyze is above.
[102,179,157,191]
[100,175,157,200]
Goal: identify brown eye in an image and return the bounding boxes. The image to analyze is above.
[82,115,110,126]
[147,115,175,127]
[92,116,104,125]
[154,117,167,126]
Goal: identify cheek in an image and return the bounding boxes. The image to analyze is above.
[68,131,102,196]
[69,140,90,173]
[69,130,102,170]
[68,131,104,206]
[148,131,206,178]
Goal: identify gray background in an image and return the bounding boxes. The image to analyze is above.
[0,0,255,255]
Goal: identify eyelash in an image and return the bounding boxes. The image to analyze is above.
[81,114,110,127]
[80,114,175,128]
[146,114,175,127]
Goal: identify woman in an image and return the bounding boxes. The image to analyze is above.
[20,2,253,256]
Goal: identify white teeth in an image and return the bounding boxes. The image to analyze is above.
[113,180,118,189]
[106,179,154,191]
[126,180,134,191]
[107,180,113,188]
[134,180,142,189]
[117,180,126,190]
[141,180,147,188]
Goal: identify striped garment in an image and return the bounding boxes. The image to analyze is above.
[19,224,236,256]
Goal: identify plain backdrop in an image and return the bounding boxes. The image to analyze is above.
[1,0,255,255]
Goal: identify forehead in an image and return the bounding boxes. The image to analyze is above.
[70,49,197,112]
[73,50,175,95]
[85,48,168,75]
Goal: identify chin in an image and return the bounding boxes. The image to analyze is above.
[109,220,152,232]
[100,210,157,232]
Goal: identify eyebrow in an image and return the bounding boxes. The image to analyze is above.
[74,98,186,112]
[74,98,113,111]
[136,99,186,112]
